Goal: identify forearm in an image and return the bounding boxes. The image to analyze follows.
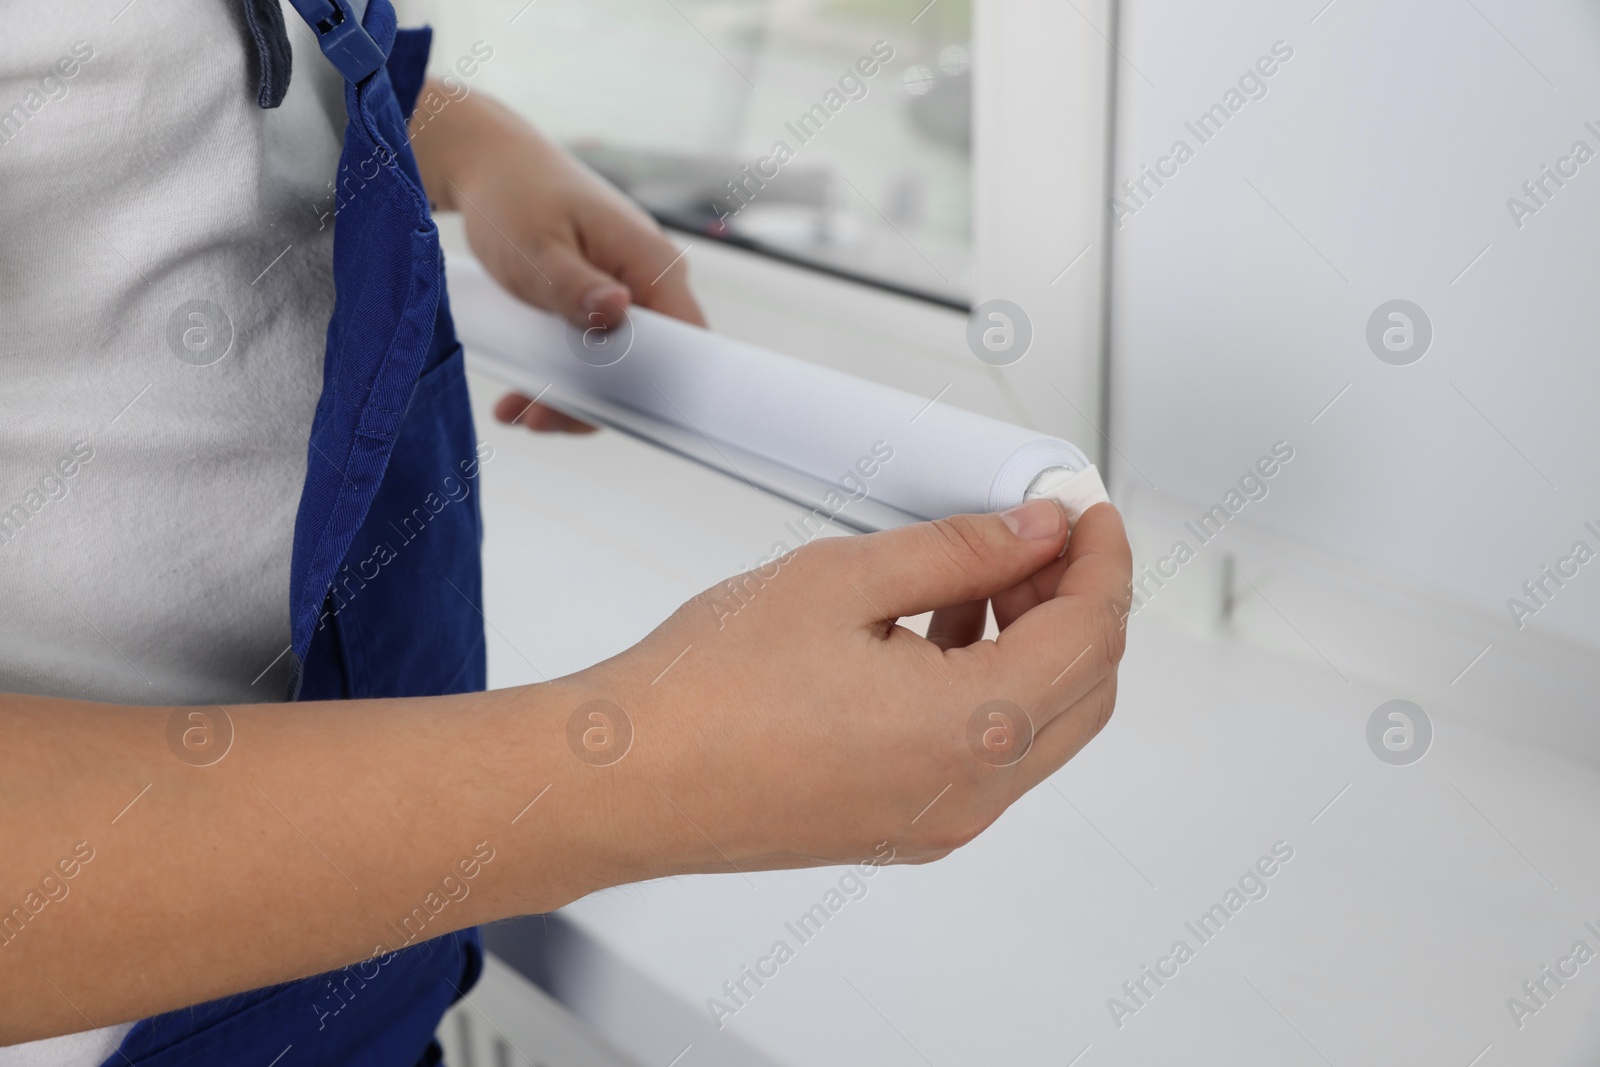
[0,682,612,1043]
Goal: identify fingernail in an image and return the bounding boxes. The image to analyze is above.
[581,283,629,320]
[1000,499,1063,540]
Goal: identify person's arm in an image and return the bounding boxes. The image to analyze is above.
[408,76,701,432]
[1,501,1130,1042]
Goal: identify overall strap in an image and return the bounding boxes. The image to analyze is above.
[249,0,382,107]
[108,4,486,1062]
[286,0,384,82]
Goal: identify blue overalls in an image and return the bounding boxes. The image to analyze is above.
[105,1,486,1062]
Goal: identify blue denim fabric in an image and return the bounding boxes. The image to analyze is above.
[106,3,487,1063]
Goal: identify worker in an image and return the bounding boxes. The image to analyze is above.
[0,2,1131,1064]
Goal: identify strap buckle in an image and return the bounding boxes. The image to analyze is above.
[287,0,385,83]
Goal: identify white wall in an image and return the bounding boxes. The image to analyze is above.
[1110,0,1600,648]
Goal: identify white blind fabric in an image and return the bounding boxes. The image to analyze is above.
[447,255,1104,532]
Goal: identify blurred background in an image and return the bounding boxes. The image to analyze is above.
[407,0,974,303]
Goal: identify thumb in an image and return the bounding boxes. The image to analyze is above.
[477,227,632,331]
[841,500,1069,622]
[536,243,633,330]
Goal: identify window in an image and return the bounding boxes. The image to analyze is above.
[411,0,974,305]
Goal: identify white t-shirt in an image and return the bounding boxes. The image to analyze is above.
[0,0,345,1062]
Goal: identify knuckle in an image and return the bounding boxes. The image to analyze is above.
[1090,675,1120,738]
[803,535,879,602]
[922,808,992,854]
[896,851,953,870]
[784,537,833,584]
[1097,600,1129,666]
[652,234,689,270]
[900,848,953,866]
[921,822,972,854]
[927,516,992,576]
